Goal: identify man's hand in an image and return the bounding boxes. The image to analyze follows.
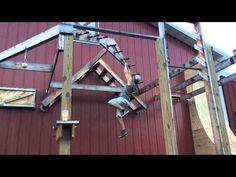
[124,62,129,69]
[124,62,132,85]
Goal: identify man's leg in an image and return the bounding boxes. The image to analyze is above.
[117,117,126,130]
[117,117,128,138]
[108,98,125,110]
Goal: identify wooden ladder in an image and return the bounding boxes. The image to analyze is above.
[93,58,148,113]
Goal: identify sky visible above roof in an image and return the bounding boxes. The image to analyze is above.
[173,22,236,75]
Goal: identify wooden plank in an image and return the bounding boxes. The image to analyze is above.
[0,87,36,108]
[0,61,53,72]
[205,46,231,154]
[4,93,34,104]
[56,120,80,125]
[193,22,224,154]
[98,59,148,109]
[94,67,116,87]
[156,37,177,154]
[99,69,108,78]
[50,82,123,92]
[0,87,36,92]
[72,48,107,83]
[106,77,116,85]
[215,56,236,71]
[59,35,73,155]
[40,49,107,111]
[40,89,62,111]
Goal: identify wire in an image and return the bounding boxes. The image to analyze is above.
[23,48,28,63]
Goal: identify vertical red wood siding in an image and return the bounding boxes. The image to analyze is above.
[0,22,195,154]
[222,80,236,136]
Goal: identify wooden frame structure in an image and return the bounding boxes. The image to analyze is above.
[0,22,235,155]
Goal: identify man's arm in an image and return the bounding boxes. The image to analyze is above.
[124,63,133,85]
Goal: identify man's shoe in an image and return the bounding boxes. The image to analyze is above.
[119,129,128,138]
[120,109,129,118]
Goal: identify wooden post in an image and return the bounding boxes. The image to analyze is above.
[156,37,178,154]
[193,22,231,154]
[205,46,231,154]
[59,34,73,155]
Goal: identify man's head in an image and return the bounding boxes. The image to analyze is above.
[133,74,141,84]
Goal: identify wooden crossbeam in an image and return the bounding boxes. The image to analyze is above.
[140,55,236,95]
[157,72,236,103]
[140,56,198,94]
[40,49,107,111]
[50,82,123,93]
[72,48,107,83]
[0,61,53,72]
[98,59,148,110]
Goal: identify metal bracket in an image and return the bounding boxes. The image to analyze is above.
[59,23,75,34]
[58,35,64,51]
[55,120,80,141]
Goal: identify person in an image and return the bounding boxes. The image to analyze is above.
[108,62,141,138]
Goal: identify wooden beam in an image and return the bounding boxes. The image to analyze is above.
[178,73,236,102]
[106,77,116,85]
[50,82,123,92]
[140,56,198,94]
[140,53,236,95]
[40,49,107,111]
[156,37,177,154]
[72,48,107,83]
[0,61,53,72]
[151,54,236,101]
[99,69,108,78]
[0,25,60,62]
[98,59,148,110]
[193,22,230,154]
[59,34,73,155]
[205,46,231,154]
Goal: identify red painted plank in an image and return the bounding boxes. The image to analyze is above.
[222,81,236,135]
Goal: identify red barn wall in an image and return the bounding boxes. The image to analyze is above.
[222,80,236,136]
[0,22,195,154]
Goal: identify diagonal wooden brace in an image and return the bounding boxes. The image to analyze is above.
[98,59,148,110]
[40,48,107,111]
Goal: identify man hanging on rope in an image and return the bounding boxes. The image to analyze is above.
[108,62,141,138]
